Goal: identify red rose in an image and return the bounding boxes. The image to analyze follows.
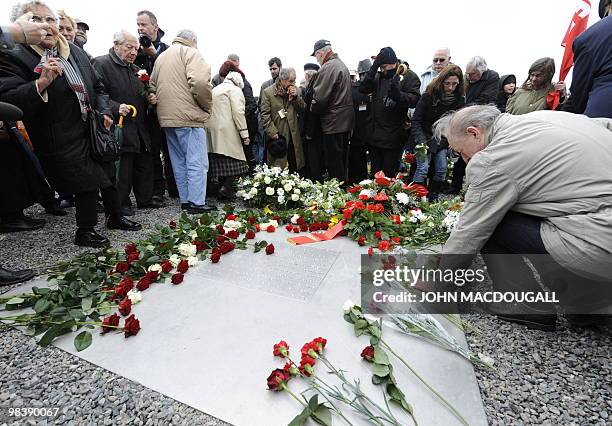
[273,215,281,222]
[119,276,134,290]
[299,224,308,232]
[145,271,159,282]
[266,368,290,391]
[225,213,237,220]
[212,247,221,256]
[226,229,239,239]
[216,235,228,244]
[216,224,225,234]
[115,262,129,274]
[273,340,290,358]
[124,243,137,255]
[312,337,327,353]
[296,217,306,226]
[101,313,120,334]
[161,260,173,273]
[378,240,390,252]
[293,227,300,233]
[361,345,375,362]
[391,215,402,225]
[138,72,150,83]
[255,224,261,232]
[265,244,275,255]
[126,252,140,264]
[374,230,382,239]
[171,273,184,284]
[219,241,234,254]
[285,224,294,232]
[177,259,189,274]
[357,236,366,246]
[114,284,129,299]
[308,224,318,232]
[247,216,257,224]
[347,185,362,194]
[245,230,256,239]
[266,225,275,233]
[368,246,374,256]
[136,277,151,291]
[169,220,177,229]
[404,153,416,163]
[193,241,208,252]
[211,252,221,263]
[118,298,131,316]
[123,314,141,338]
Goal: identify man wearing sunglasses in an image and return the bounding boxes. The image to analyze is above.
[420,48,451,94]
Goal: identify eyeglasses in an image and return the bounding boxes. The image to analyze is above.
[30,15,57,24]
[443,81,459,87]
[433,58,447,63]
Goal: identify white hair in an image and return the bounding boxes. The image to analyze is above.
[432,112,454,143]
[224,71,244,89]
[227,53,239,61]
[278,67,296,81]
[316,45,332,55]
[449,105,501,141]
[176,29,197,42]
[10,0,55,22]
[466,56,488,74]
[113,30,137,45]
[434,47,451,57]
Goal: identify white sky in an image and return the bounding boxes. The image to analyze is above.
[29,0,601,91]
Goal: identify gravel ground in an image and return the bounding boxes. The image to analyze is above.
[1,200,611,425]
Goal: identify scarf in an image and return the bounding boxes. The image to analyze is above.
[33,36,90,120]
[440,92,457,106]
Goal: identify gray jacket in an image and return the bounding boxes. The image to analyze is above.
[442,111,612,280]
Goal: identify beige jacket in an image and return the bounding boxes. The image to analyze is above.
[443,111,612,280]
[206,74,248,161]
[150,37,212,128]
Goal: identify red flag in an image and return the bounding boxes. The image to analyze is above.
[559,0,591,81]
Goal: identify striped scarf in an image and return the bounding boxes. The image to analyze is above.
[34,46,90,120]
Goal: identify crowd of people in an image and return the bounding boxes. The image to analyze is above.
[1,0,612,328]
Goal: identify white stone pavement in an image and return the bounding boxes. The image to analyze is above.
[6,230,487,425]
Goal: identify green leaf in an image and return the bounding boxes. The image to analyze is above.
[372,363,390,378]
[372,374,385,385]
[74,331,92,352]
[81,297,93,312]
[370,335,380,346]
[288,406,311,426]
[39,323,71,347]
[33,298,53,314]
[387,383,413,414]
[5,297,25,305]
[78,267,92,282]
[373,347,390,365]
[32,287,51,296]
[312,404,333,426]
[308,394,319,412]
[369,324,382,339]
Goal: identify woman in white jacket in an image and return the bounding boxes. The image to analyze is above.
[207,71,250,199]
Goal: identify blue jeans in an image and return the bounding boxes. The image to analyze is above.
[414,149,448,183]
[163,127,208,205]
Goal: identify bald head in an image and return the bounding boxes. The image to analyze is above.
[432,47,451,72]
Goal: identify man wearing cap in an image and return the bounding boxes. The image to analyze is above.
[310,39,354,182]
[348,58,373,183]
[74,18,89,48]
[359,47,421,177]
[300,62,324,181]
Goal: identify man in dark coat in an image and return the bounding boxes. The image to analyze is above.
[567,14,612,118]
[310,40,354,183]
[359,47,421,178]
[135,10,176,202]
[93,30,163,216]
[348,58,372,184]
[300,62,324,181]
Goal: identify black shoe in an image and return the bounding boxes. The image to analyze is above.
[120,206,135,217]
[0,267,35,287]
[43,203,68,216]
[565,314,612,329]
[74,228,110,248]
[186,204,216,214]
[138,199,165,209]
[59,199,74,209]
[152,195,166,203]
[497,314,557,331]
[106,215,142,231]
[216,186,235,201]
[0,217,45,233]
[181,203,190,210]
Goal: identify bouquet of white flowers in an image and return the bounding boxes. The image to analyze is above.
[237,165,310,208]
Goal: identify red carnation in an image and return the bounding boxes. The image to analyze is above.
[347,185,362,194]
[245,230,256,239]
[357,236,366,246]
[265,244,275,255]
[266,225,275,233]
[211,252,221,263]
[171,273,184,284]
[374,230,382,239]
[136,277,151,291]
[123,314,141,338]
[343,208,353,220]
[361,345,375,362]
[374,170,391,187]
[391,236,401,244]
[226,229,240,239]
[118,298,131,316]
[266,368,290,391]
[408,183,429,198]
[283,361,299,377]
[301,341,318,358]
[312,337,327,353]
[255,224,261,232]
[225,213,237,220]
[169,220,177,229]
[273,340,290,358]
[101,313,120,334]
[161,260,173,273]
[115,262,129,274]
[177,259,189,274]
[374,192,389,201]
[378,240,391,252]
[359,193,370,201]
[124,243,137,255]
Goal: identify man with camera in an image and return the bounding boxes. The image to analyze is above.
[135,10,177,204]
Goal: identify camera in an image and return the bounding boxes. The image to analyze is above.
[139,35,152,48]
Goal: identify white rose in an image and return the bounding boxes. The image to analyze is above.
[253,182,259,188]
[276,188,284,196]
[188,230,198,240]
[265,187,275,196]
[290,214,300,224]
[277,195,285,204]
[269,219,279,227]
[291,194,299,202]
[293,188,301,195]
[264,176,272,184]
[359,179,373,185]
[236,190,246,199]
[169,254,181,267]
[250,187,258,195]
[223,220,242,230]
[187,256,199,266]
[343,299,356,313]
[127,289,143,304]
[148,264,162,273]
[284,183,293,192]
[178,243,197,257]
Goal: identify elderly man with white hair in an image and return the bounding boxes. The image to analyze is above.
[420,47,452,94]
[439,105,612,330]
[150,29,215,213]
[92,30,163,216]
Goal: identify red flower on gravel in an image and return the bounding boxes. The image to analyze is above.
[124,243,137,255]
[136,277,151,291]
[101,313,120,334]
[265,244,275,255]
[171,273,184,285]
[210,252,221,263]
[245,230,256,239]
[193,241,208,252]
[273,340,289,358]
[169,220,177,229]
[225,213,237,220]
[161,260,173,273]
[220,241,235,254]
[177,259,189,274]
[266,225,275,233]
[361,345,375,362]
[266,368,290,391]
[373,230,382,239]
[226,230,240,239]
[115,262,129,274]
[357,236,366,246]
[378,240,390,252]
[118,298,131,316]
[124,314,141,338]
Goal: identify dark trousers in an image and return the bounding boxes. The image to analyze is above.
[347,141,368,184]
[322,132,350,183]
[303,136,324,182]
[368,145,402,178]
[117,151,154,207]
[451,156,466,191]
[74,185,120,229]
[148,115,177,197]
[481,212,611,313]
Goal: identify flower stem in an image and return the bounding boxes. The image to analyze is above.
[380,339,468,426]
